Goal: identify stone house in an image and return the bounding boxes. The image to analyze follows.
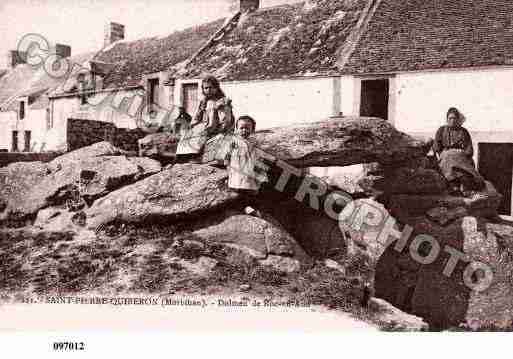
[0,18,224,152]
[0,47,96,152]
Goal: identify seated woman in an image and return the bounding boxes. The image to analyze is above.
[433,107,485,195]
[176,75,233,163]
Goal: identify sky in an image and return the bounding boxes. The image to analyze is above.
[0,0,301,69]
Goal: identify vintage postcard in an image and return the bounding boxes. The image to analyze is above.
[1,0,513,349]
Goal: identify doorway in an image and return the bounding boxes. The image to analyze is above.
[11,131,18,152]
[360,79,389,121]
[478,143,513,215]
[24,130,31,152]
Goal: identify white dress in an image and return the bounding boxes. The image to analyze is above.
[176,97,232,155]
[226,135,268,191]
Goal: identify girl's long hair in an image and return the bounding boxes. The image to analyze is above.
[201,75,225,100]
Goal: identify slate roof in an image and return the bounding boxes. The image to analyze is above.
[94,18,226,89]
[0,16,224,109]
[0,64,37,110]
[0,52,95,111]
[4,0,513,110]
[343,0,513,74]
[179,0,370,81]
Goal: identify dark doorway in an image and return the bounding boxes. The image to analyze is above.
[360,79,389,121]
[147,78,159,113]
[11,131,18,152]
[24,130,31,152]
[478,143,513,215]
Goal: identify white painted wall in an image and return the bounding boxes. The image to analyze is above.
[220,77,337,129]
[83,86,178,130]
[25,108,49,151]
[0,111,17,151]
[50,97,81,151]
[393,67,513,137]
[0,109,51,152]
[340,75,357,118]
[87,90,141,129]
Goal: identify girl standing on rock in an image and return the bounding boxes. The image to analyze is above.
[176,75,234,163]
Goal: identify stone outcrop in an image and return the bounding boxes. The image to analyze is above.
[0,162,51,224]
[190,214,312,272]
[375,216,513,330]
[201,117,429,168]
[50,141,129,168]
[371,178,508,330]
[0,142,161,224]
[34,207,86,232]
[84,163,240,229]
[368,297,429,331]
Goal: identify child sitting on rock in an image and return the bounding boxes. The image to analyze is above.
[224,116,268,214]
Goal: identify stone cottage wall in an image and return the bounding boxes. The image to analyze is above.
[66,118,145,153]
[66,118,117,152]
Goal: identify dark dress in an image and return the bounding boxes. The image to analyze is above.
[433,125,484,190]
[433,125,473,157]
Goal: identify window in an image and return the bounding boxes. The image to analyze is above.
[19,101,25,120]
[11,131,18,152]
[24,131,31,152]
[80,93,88,105]
[147,78,159,114]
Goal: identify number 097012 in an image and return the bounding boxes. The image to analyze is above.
[53,342,85,351]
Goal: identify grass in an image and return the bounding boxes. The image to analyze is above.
[0,222,423,331]
[0,223,363,301]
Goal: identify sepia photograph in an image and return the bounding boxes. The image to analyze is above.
[1,0,513,353]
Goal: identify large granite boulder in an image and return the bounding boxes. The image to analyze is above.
[350,148,513,330]
[84,163,240,229]
[0,142,161,224]
[0,162,51,224]
[201,117,429,168]
[189,214,312,272]
[256,197,380,287]
[50,141,128,168]
[34,207,86,232]
[1,154,161,223]
[376,215,513,330]
[368,297,429,331]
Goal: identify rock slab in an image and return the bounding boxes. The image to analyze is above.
[201,117,429,168]
[85,163,240,229]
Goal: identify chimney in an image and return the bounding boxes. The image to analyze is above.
[104,22,125,47]
[238,0,260,13]
[53,44,71,58]
[6,50,27,69]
